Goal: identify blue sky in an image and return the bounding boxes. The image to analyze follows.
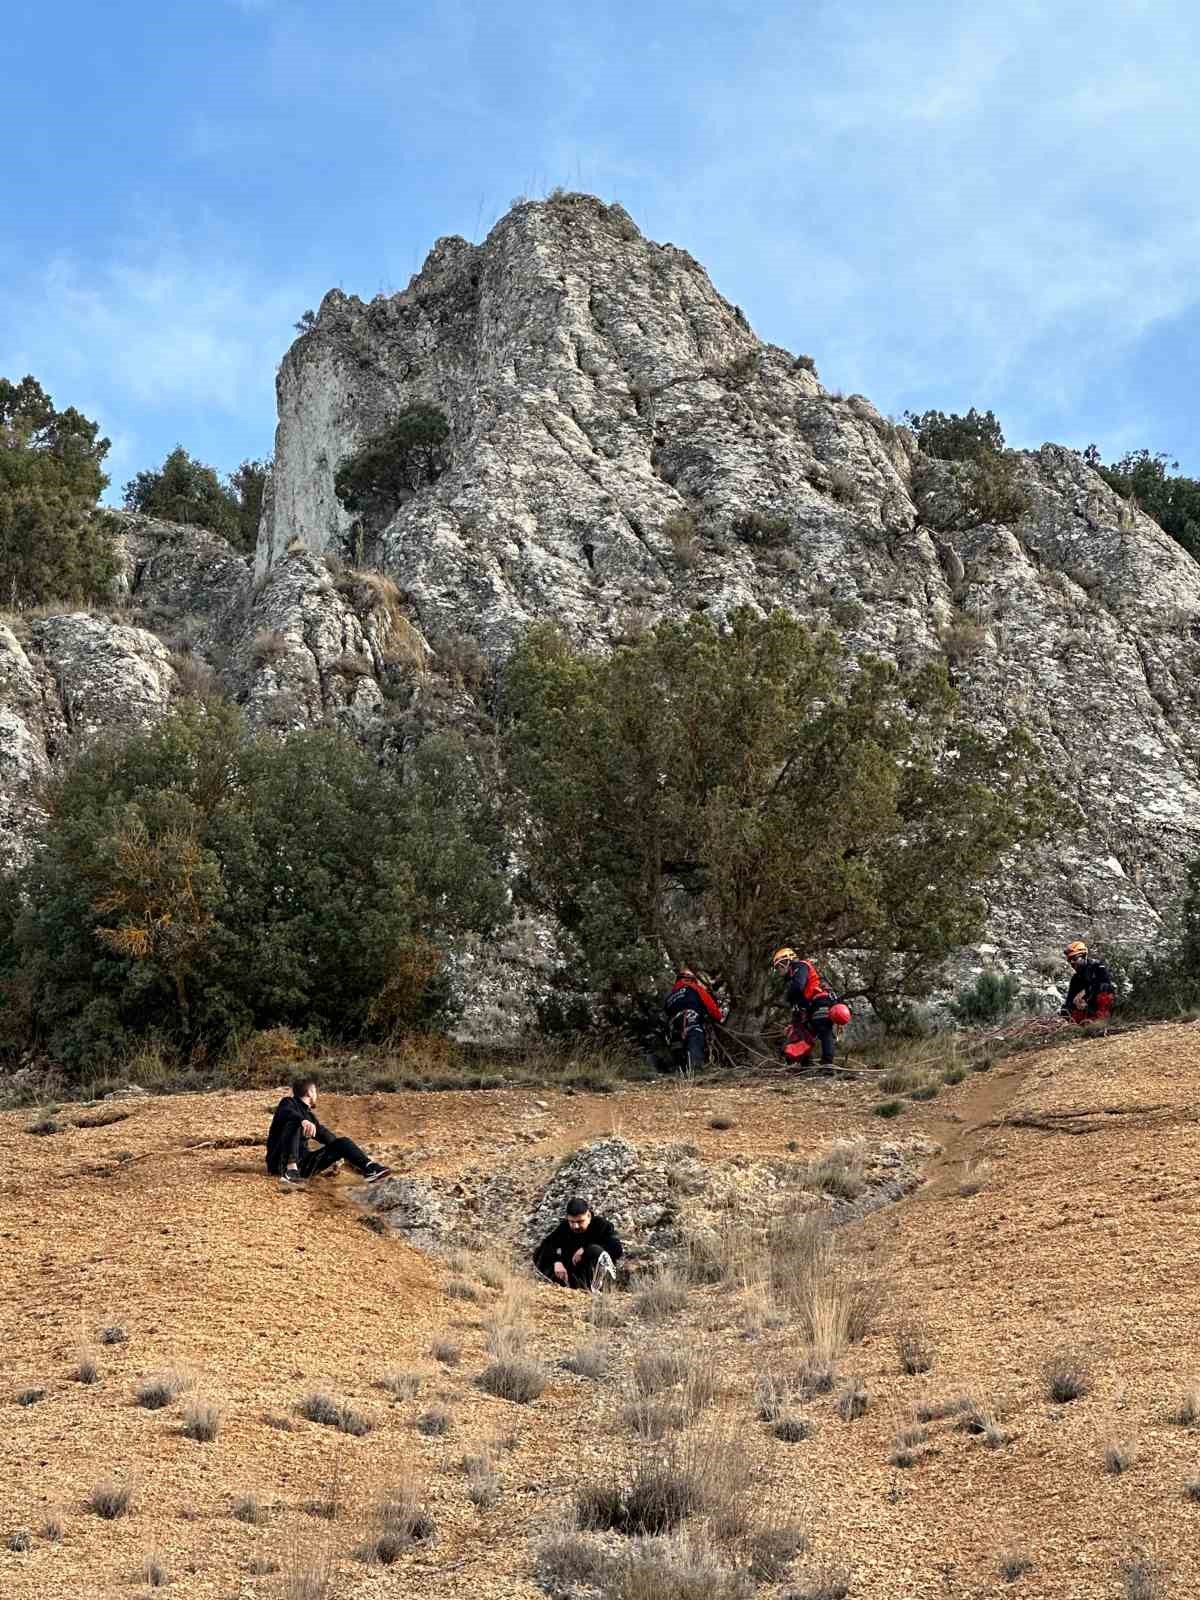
[3,0,1198,500]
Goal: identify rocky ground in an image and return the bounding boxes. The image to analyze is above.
[4,1023,1200,1599]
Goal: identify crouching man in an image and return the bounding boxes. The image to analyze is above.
[534,1197,622,1291]
[266,1074,392,1188]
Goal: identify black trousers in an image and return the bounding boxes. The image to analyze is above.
[810,1017,836,1065]
[539,1242,607,1290]
[296,1135,371,1178]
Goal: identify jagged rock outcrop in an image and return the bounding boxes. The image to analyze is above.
[256,191,1200,982]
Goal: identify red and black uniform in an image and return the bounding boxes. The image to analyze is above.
[1063,958,1115,1023]
[664,975,723,1071]
[783,960,838,1066]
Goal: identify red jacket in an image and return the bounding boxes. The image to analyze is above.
[667,977,723,1023]
[784,960,824,1006]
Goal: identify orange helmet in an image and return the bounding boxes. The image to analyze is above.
[1063,941,1088,960]
[772,947,797,967]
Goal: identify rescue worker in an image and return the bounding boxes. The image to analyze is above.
[1060,940,1116,1025]
[664,967,725,1071]
[772,947,839,1067]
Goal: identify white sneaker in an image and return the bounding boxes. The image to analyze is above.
[591,1250,617,1292]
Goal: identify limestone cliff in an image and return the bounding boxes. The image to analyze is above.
[256,192,1200,981]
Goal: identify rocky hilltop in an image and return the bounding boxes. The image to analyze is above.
[5,193,1200,998]
[259,192,1200,980]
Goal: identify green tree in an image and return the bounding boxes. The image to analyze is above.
[0,702,509,1073]
[1083,446,1200,561]
[228,458,271,553]
[123,446,241,543]
[0,375,117,605]
[904,408,1006,462]
[504,610,1061,1031]
[334,405,451,543]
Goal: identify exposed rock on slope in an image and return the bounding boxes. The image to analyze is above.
[256,191,1200,976]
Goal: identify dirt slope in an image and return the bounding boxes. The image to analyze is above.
[3,1024,1200,1599]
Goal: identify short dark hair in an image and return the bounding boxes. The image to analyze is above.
[565,1197,590,1217]
[292,1074,317,1100]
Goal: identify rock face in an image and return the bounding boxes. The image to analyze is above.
[257,191,1200,981]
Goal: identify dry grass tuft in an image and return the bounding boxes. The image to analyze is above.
[446,1277,480,1302]
[634,1267,690,1324]
[605,1532,753,1599]
[773,1416,814,1444]
[1103,1434,1138,1474]
[957,1395,1007,1448]
[135,1371,188,1410]
[140,1553,169,1588]
[378,1369,424,1399]
[746,1522,809,1581]
[889,1424,932,1468]
[231,1494,267,1525]
[354,1480,436,1565]
[462,1452,501,1509]
[181,1399,220,1442]
[7,1529,31,1552]
[958,1157,992,1197]
[837,1381,869,1421]
[896,1320,935,1375]
[40,1514,64,1543]
[416,1406,452,1436]
[914,1393,973,1423]
[88,1479,134,1519]
[563,1341,613,1380]
[998,1545,1033,1581]
[754,1370,793,1422]
[1169,1383,1200,1426]
[431,1337,461,1366]
[621,1398,687,1440]
[478,1354,548,1405]
[789,1559,852,1600]
[296,1391,373,1436]
[1042,1349,1092,1404]
[634,1350,689,1396]
[1118,1552,1167,1600]
[799,1142,867,1200]
[74,1346,101,1385]
[535,1530,610,1594]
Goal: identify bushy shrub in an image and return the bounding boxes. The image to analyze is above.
[0,375,117,605]
[334,405,450,531]
[731,510,789,547]
[950,972,1021,1026]
[905,408,1006,462]
[1085,444,1200,561]
[0,703,508,1073]
[124,446,268,552]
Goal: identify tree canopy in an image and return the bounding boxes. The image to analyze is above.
[1084,446,1200,562]
[123,447,269,553]
[504,610,1062,1030]
[0,702,508,1074]
[0,375,117,605]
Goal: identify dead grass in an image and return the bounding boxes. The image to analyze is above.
[789,1560,852,1600]
[462,1452,501,1509]
[957,1394,1008,1448]
[7,1530,31,1552]
[1118,1552,1168,1600]
[88,1478,135,1519]
[535,1529,610,1593]
[1042,1349,1092,1404]
[16,1387,46,1406]
[837,1381,869,1421]
[135,1371,188,1410]
[417,1406,452,1436]
[354,1480,436,1565]
[896,1320,936,1375]
[1169,1382,1200,1425]
[40,1514,64,1543]
[296,1391,373,1436]
[773,1416,814,1444]
[378,1369,424,1399]
[889,1424,932,1468]
[604,1533,752,1600]
[231,1494,267,1525]
[140,1553,170,1588]
[746,1521,809,1581]
[754,1370,793,1422]
[998,1545,1033,1581]
[563,1341,613,1379]
[181,1398,221,1442]
[633,1267,690,1323]
[621,1398,687,1440]
[914,1393,973,1423]
[431,1337,461,1366]
[634,1349,689,1396]
[74,1345,100,1384]
[446,1277,480,1302]
[477,1354,548,1405]
[799,1142,867,1200]
[1104,1433,1138,1474]
[251,627,289,668]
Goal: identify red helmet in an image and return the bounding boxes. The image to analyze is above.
[829,1002,852,1026]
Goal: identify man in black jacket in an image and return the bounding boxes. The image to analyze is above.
[266,1075,391,1187]
[1061,941,1116,1025]
[533,1197,622,1291]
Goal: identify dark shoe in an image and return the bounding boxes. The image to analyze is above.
[280,1165,305,1187]
[363,1162,392,1184]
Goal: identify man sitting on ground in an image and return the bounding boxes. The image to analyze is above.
[1061,941,1116,1026]
[266,1075,392,1188]
[533,1197,622,1291]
